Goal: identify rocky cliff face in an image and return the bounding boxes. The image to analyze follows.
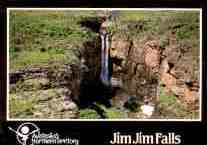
[72,13,200,118]
[109,28,199,110]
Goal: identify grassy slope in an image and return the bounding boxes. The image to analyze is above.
[10,10,199,71]
[9,11,96,72]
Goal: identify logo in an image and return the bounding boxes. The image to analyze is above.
[9,122,40,145]
[9,122,79,145]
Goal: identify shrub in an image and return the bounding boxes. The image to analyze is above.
[79,109,101,119]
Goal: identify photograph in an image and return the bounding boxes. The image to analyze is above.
[7,8,201,120]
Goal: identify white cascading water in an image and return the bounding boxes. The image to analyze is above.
[100,32,110,86]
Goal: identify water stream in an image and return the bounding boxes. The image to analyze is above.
[100,32,111,86]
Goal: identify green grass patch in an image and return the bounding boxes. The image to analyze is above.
[9,11,97,71]
[13,78,49,92]
[104,107,127,119]
[10,50,66,71]
[79,109,101,119]
[158,86,198,119]
[97,104,127,119]
[9,94,37,118]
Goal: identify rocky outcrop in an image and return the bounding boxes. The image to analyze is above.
[160,58,199,108]
[9,61,81,119]
[110,37,160,104]
[109,30,199,110]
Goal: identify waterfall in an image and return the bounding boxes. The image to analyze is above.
[100,32,110,86]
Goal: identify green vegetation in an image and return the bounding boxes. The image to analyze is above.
[158,86,199,119]
[97,104,127,119]
[9,11,97,72]
[103,107,127,119]
[79,109,101,119]
[9,88,69,119]
[9,93,37,118]
[110,11,199,50]
[12,78,49,92]
[79,104,127,119]
[10,10,199,72]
